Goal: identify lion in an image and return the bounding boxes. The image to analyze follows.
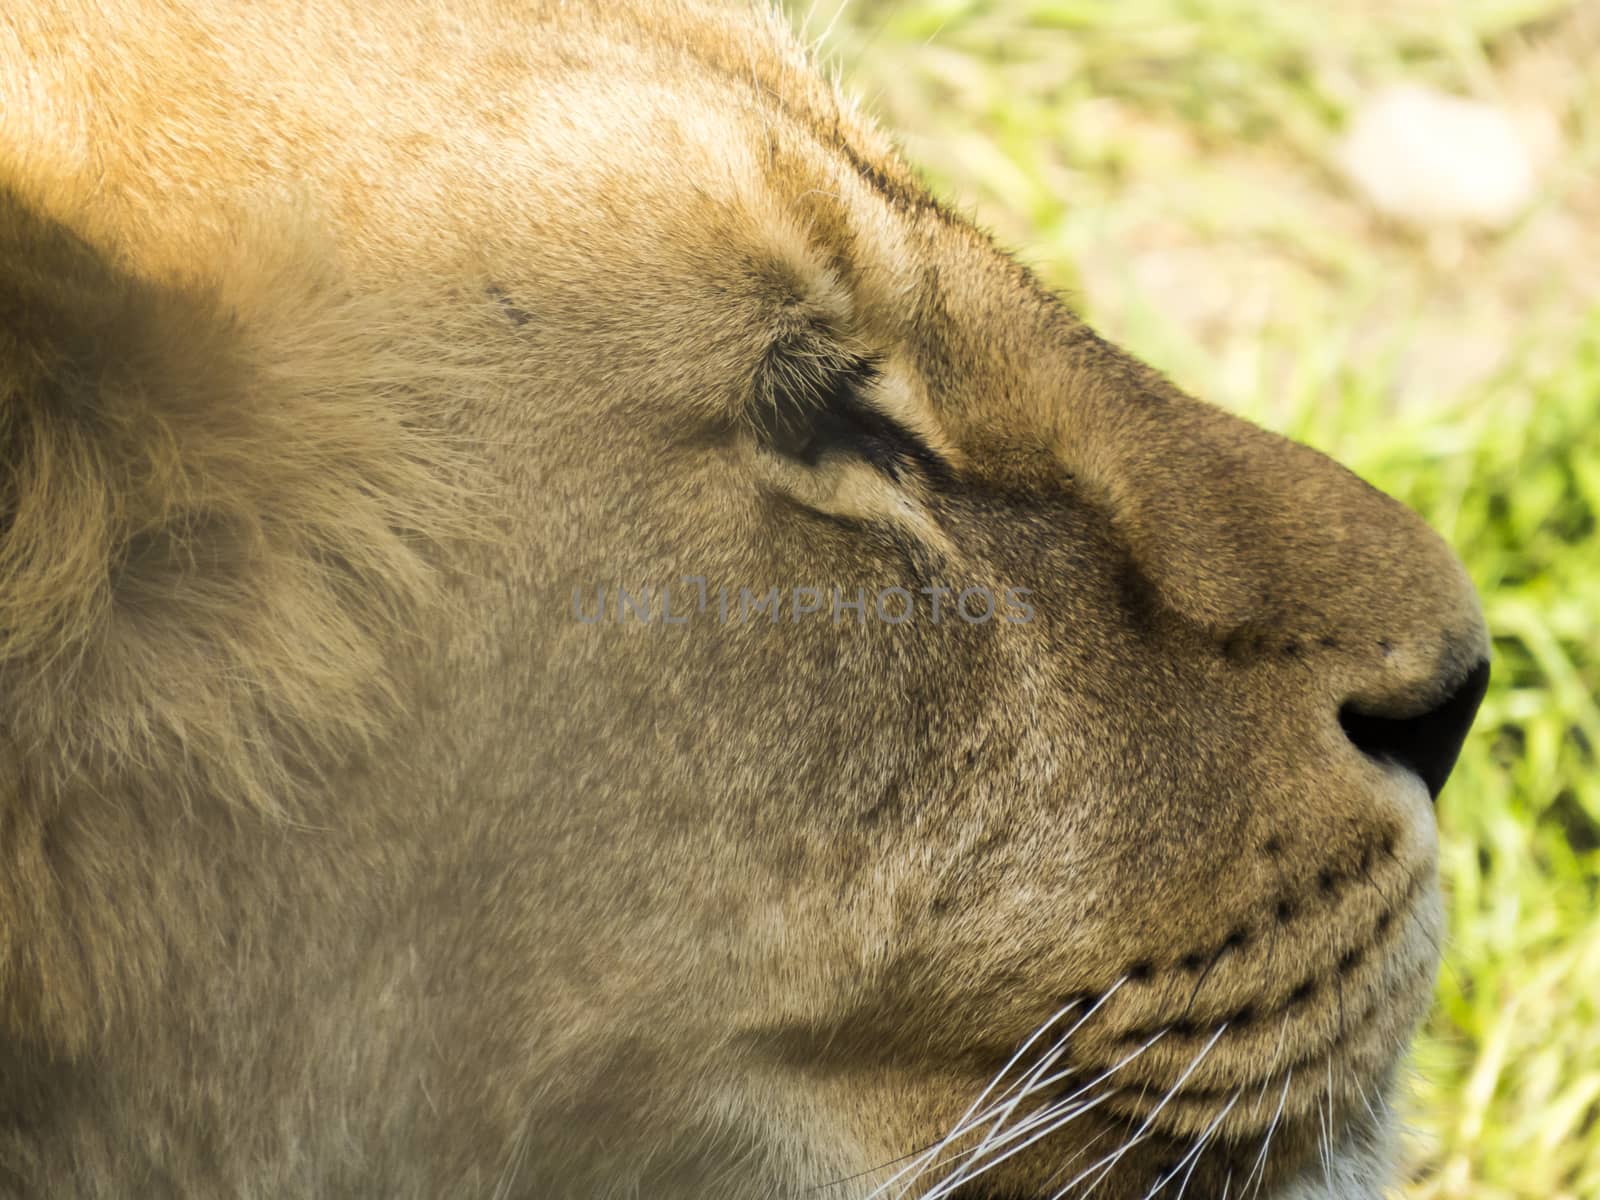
[0,2,1490,1197]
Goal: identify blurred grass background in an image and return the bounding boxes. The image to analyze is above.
[786,2,1600,1196]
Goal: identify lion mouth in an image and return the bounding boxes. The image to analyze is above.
[1068,867,1435,1146]
[897,861,1438,1198]
[907,1024,1400,1200]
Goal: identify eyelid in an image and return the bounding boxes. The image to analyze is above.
[755,356,954,485]
[831,389,953,485]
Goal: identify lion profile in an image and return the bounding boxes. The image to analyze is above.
[1,3,1488,1198]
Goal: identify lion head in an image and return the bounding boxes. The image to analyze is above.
[0,3,1488,1198]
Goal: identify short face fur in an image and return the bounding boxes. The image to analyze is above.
[0,3,1489,1198]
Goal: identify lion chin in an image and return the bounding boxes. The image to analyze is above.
[0,3,1488,1198]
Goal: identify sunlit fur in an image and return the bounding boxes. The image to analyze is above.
[0,3,1487,1197]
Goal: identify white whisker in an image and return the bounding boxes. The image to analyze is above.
[1242,1070,1292,1200]
[913,1022,1086,1198]
[1317,1064,1333,1187]
[877,981,1129,1200]
[1140,1087,1237,1200]
[1174,1091,1238,1200]
[866,999,1085,1200]
[1250,1016,1292,1121]
[1352,1068,1381,1128]
[922,1025,1170,1195]
[1054,1023,1230,1200]
[1038,1125,1116,1193]
[1022,1026,1168,1103]
[919,1093,1112,1200]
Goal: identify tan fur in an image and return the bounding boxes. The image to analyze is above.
[0,3,1488,1197]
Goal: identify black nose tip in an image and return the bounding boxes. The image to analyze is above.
[1339,659,1491,801]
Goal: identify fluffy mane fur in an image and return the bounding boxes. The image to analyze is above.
[0,178,487,817]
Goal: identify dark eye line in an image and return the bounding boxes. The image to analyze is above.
[757,357,955,486]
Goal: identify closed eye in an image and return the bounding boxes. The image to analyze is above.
[751,356,952,485]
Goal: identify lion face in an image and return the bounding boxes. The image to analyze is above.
[0,3,1488,1199]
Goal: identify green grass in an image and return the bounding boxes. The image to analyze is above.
[791,2,1600,1195]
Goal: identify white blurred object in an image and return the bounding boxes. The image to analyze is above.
[1337,83,1537,230]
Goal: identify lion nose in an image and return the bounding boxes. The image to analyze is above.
[1338,658,1490,800]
